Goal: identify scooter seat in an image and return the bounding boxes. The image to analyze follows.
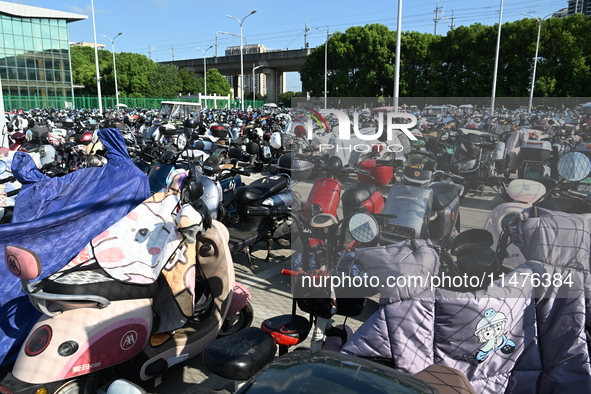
[430,182,462,211]
[261,314,312,347]
[202,327,277,381]
[234,175,289,205]
[227,216,274,252]
[529,176,558,191]
[341,182,378,207]
[42,262,160,301]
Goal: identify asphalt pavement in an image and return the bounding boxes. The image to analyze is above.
[150,171,503,394]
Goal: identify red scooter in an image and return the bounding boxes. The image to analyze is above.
[299,154,386,222]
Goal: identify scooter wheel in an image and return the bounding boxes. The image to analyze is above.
[54,377,90,394]
[218,302,254,337]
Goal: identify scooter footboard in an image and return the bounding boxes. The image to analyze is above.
[12,299,152,384]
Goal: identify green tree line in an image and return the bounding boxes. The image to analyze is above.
[300,14,591,98]
[70,46,231,98]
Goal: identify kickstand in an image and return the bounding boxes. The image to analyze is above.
[244,245,253,268]
[265,236,273,263]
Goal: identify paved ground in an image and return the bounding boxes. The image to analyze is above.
[149,172,504,394]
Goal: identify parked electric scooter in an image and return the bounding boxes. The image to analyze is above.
[200,211,476,394]
[378,165,463,252]
[517,139,554,179]
[0,167,253,393]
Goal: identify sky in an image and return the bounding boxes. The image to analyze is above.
[15,0,566,91]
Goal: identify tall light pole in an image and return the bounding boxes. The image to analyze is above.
[490,0,504,117]
[252,64,262,105]
[226,10,257,111]
[393,0,402,112]
[90,0,102,114]
[314,26,329,109]
[103,32,122,111]
[197,45,213,108]
[521,12,553,114]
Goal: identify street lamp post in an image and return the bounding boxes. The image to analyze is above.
[252,64,262,105]
[103,32,123,111]
[521,12,553,114]
[314,27,329,109]
[90,0,102,114]
[393,0,402,112]
[490,0,504,117]
[197,45,213,108]
[226,10,257,111]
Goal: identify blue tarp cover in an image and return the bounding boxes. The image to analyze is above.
[0,128,150,367]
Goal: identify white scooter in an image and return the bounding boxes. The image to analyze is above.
[0,173,253,393]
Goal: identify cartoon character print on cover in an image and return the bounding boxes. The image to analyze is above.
[58,179,210,319]
[64,193,182,284]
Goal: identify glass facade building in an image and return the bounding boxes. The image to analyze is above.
[0,2,86,107]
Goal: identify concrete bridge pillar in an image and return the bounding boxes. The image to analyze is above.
[231,75,239,102]
[263,68,277,104]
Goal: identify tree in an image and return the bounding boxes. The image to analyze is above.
[206,68,231,96]
[301,24,398,97]
[115,52,157,97]
[178,67,203,95]
[148,64,182,97]
[278,91,301,107]
[70,46,112,96]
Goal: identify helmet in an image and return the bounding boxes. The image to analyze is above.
[326,156,343,176]
[203,155,220,177]
[184,118,199,128]
[246,141,260,155]
[62,118,75,129]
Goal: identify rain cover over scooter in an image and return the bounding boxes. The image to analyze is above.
[0,128,150,368]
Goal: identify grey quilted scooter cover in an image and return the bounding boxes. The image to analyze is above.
[342,210,591,393]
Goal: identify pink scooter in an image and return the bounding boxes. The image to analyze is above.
[0,190,252,393]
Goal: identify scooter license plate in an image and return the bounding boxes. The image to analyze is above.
[263,146,271,158]
[577,183,591,194]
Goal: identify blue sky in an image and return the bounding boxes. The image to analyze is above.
[17,0,566,91]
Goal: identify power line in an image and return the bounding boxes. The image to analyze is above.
[120,0,563,58]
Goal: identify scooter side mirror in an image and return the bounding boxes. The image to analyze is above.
[181,178,204,206]
[293,124,307,139]
[348,213,379,244]
[558,151,591,182]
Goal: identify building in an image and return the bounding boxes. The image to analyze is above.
[70,41,105,50]
[0,1,86,107]
[225,44,267,56]
[224,44,268,97]
[567,0,591,15]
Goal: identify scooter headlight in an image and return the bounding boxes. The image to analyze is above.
[306,203,322,219]
[58,341,79,357]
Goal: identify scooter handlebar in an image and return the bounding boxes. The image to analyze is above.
[433,170,464,182]
[567,190,588,199]
[0,176,16,184]
[5,188,19,197]
[281,269,301,277]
